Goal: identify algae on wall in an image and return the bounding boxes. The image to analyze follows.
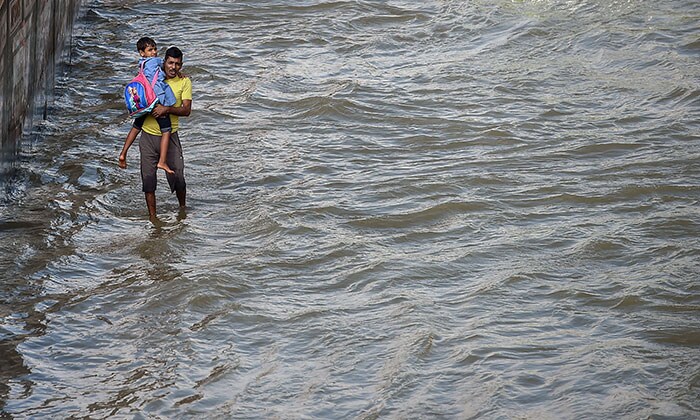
[0,0,83,176]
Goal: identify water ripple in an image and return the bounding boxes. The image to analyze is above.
[1,0,699,418]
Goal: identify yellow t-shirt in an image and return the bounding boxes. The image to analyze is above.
[142,76,192,136]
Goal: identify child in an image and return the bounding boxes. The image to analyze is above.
[122,37,177,174]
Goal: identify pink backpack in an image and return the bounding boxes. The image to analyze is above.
[124,61,160,118]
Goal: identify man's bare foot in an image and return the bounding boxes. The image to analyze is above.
[177,207,187,221]
[149,214,163,228]
[157,162,175,174]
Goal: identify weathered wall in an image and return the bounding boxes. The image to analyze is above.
[0,0,83,176]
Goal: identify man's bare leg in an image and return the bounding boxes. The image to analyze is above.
[175,188,187,220]
[176,188,186,208]
[145,192,157,220]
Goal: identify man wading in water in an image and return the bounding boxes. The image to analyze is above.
[118,46,192,221]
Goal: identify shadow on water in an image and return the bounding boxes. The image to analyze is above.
[0,171,62,413]
[0,330,32,415]
[0,161,187,415]
[0,217,186,416]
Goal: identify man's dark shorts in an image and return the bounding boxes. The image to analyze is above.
[139,131,186,193]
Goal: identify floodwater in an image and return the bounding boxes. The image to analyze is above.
[1,0,699,418]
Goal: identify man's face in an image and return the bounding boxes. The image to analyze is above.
[164,56,183,79]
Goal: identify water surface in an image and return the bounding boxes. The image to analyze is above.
[1,0,699,417]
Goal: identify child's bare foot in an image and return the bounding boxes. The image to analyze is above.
[157,162,175,174]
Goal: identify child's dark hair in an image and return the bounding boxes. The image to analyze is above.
[136,37,156,52]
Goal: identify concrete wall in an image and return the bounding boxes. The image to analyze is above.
[0,0,83,175]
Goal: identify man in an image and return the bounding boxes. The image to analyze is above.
[118,46,192,220]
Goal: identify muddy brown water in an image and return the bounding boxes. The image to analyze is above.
[1,0,699,417]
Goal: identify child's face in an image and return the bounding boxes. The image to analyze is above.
[139,45,158,58]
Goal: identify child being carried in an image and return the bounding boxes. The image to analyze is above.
[124,36,177,174]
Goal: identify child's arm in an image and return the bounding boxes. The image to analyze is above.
[119,127,140,169]
[152,99,192,118]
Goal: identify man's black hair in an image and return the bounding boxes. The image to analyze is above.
[165,46,183,61]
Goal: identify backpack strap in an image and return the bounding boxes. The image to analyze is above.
[150,68,160,88]
[139,59,161,88]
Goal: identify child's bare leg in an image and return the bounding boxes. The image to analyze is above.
[157,131,174,174]
[119,127,141,169]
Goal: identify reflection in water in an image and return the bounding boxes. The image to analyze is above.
[0,326,32,412]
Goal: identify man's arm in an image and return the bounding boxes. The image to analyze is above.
[152,100,191,118]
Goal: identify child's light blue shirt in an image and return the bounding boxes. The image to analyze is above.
[139,57,177,107]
